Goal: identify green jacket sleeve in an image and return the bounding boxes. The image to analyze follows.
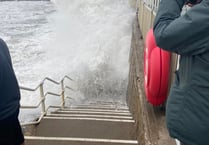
[153,0,209,55]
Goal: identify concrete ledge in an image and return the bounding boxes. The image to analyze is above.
[127,16,176,145]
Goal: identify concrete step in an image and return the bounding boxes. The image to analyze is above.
[33,118,136,140]
[52,110,132,116]
[59,108,130,113]
[69,105,129,110]
[25,136,138,145]
[47,113,133,120]
[88,101,126,106]
[76,104,119,107]
[43,116,135,123]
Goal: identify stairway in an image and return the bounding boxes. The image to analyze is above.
[24,101,138,145]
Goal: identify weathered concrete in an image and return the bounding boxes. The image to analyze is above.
[126,16,176,145]
[26,138,138,145]
[34,118,135,139]
[24,103,138,145]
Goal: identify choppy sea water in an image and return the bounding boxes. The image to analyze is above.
[0,0,134,121]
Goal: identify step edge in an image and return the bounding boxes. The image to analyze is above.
[68,107,129,110]
[25,136,138,144]
[43,116,135,123]
[60,108,130,113]
[54,111,132,116]
[47,114,133,119]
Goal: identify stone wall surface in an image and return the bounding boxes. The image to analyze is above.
[127,15,176,145]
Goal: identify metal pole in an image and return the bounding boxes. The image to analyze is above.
[61,80,65,108]
[39,84,46,115]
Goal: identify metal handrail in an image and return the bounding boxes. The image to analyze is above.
[142,0,160,13]
[20,92,61,109]
[21,114,45,126]
[19,75,73,91]
[21,98,45,109]
[65,86,75,91]
[20,75,75,126]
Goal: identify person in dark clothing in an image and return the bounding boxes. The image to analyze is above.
[0,38,24,145]
[153,0,209,145]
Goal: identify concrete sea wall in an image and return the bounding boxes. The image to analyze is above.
[127,0,177,144]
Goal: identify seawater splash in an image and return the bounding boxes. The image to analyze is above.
[0,1,56,87]
[48,0,135,103]
[0,1,134,121]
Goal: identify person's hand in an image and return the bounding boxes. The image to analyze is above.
[185,0,201,6]
[20,142,25,145]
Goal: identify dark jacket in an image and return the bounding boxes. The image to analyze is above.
[154,0,209,145]
[0,38,20,120]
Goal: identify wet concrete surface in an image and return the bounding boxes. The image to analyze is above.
[126,16,176,145]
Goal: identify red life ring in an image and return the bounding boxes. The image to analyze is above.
[144,29,171,106]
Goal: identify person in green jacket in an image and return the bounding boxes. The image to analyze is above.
[153,0,209,145]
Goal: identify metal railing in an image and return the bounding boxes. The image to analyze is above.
[20,75,75,126]
[137,0,160,38]
[142,0,160,12]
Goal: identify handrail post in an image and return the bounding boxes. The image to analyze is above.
[61,80,65,108]
[39,83,46,115]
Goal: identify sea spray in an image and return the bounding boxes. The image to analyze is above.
[49,0,135,104]
[0,1,134,122]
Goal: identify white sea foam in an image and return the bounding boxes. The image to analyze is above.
[47,0,135,103]
[0,0,134,122]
